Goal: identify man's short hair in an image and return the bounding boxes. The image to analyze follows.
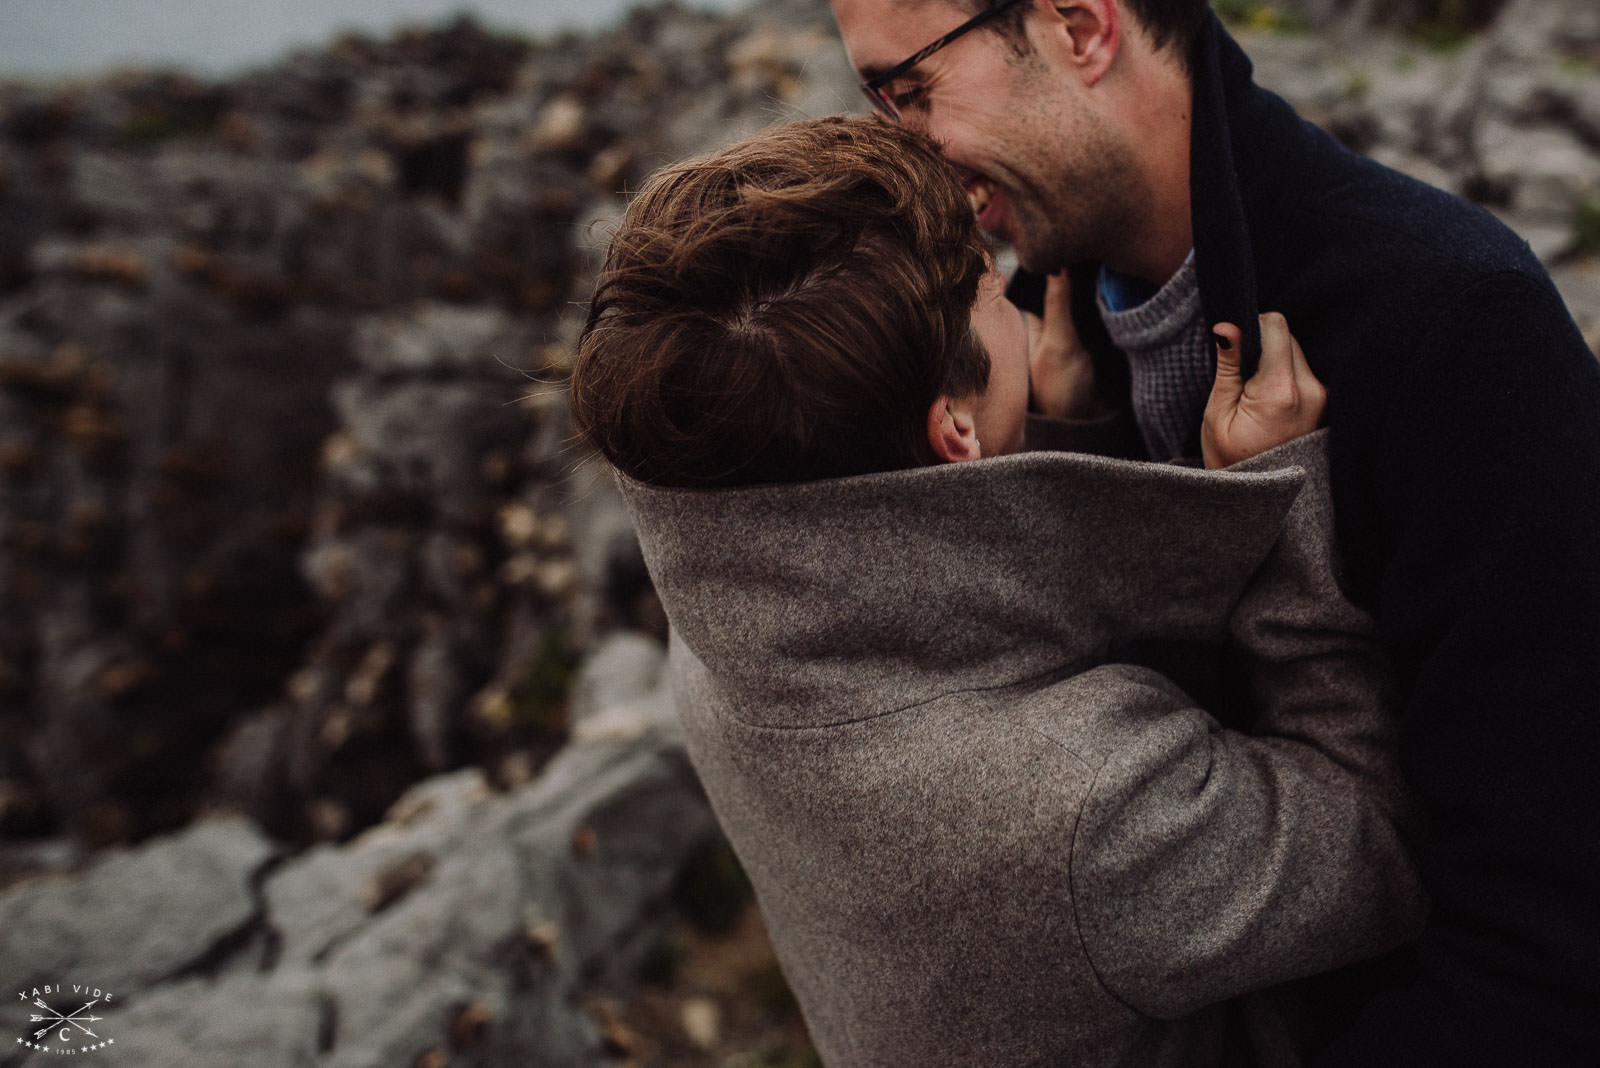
[1112,0,1209,59]
[570,116,992,488]
[972,0,1209,70]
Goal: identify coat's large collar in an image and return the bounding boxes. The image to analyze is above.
[1190,12,1261,373]
[1190,14,1327,377]
[621,434,1325,728]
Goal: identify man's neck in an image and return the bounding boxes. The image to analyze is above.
[1104,50,1194,285]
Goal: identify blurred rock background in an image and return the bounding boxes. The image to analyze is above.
[0,0,1593,1064]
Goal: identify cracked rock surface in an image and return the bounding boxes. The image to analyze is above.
[2,635,718,1068]
[0,816,274,996]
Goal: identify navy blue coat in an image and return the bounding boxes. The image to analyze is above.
[1015,14,1600,1065]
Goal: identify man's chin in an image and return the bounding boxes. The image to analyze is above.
[1006,243,1065,278]
[977,205,1070,276]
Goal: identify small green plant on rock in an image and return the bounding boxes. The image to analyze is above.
[1214,0,1308,34]
[1341,67,1373,100]
[508,627,579,740]
[721,1042,825,1068]
[1571,199,1600,258]
[1408,0,1506,52]
[118,93,227,150]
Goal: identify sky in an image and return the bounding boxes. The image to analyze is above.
[0,0,753,80]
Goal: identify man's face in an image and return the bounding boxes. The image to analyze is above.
[833,0,1147,275]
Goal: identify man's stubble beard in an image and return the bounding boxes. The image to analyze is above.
[1003,88,1150,279]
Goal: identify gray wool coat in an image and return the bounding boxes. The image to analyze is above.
[619,432,1426,1067]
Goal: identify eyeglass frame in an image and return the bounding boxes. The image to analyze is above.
[859,0,1029,123]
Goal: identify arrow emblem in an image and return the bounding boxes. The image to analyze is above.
[29,997,101,1041]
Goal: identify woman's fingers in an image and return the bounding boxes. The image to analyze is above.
[1026,271,1099,419]
[1202,312,1327,468]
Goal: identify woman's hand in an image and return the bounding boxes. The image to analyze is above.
[1201,312,1326,469]
[1025,271,1102,420]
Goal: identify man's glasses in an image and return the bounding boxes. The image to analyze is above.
[860,0,1027,124]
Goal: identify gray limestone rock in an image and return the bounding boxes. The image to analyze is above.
[105,974,329,1068]
[263,770,496,967]
[68,664,713,1067]
[351,303,535,379]
[0,817,274,994]
[570,632,667,729]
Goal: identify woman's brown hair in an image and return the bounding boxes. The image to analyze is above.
[569,116,992,488]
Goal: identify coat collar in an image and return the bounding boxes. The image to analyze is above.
[620,437,1322,728]
[1190,13,1260,374]
[1190,14,1321,378]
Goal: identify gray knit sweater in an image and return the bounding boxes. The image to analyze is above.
[1099,256,1212,461]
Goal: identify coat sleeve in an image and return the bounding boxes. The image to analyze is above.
[1311,273,1600,1066]
[1068,433,1427,1019]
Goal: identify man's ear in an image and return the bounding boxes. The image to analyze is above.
[927,396,983,463]
[1036,0,1120,86]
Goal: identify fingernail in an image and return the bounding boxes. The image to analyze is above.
[1212,330,1232,351]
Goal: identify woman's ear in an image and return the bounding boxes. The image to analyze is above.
[927,396,983,463]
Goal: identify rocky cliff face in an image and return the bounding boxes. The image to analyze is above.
[0,634,731,1066]
[0,0,856,849]
[0,0,1595,1064]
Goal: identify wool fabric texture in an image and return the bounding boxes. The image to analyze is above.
[621,432,1424,1068]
